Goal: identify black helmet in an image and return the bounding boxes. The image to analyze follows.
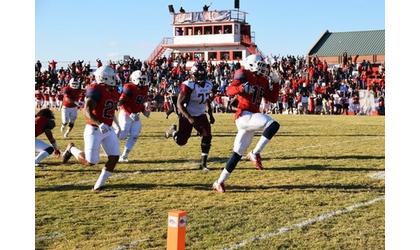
[191,63,207,83]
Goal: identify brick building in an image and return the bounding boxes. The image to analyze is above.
[307,30,384,65]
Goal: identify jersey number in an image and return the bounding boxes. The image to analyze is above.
[103,100,115,119]
[251,86,264,105]
[198,93,210,104]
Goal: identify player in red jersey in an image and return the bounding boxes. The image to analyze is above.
[212,55,281,193]
[56,86,64,109]
[165,63,215,171]
[35,85,44,109]
[61,66,121,191]
[50,88,58,110]
[35,108,61,166]
[115,70,150,162]
[60,78,81,138]
[43,87,50,108]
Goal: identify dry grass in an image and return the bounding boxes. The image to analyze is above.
[36,112,384,249]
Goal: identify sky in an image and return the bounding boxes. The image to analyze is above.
[36,0,384,64]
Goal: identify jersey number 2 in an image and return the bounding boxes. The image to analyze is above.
[103,100,115,119]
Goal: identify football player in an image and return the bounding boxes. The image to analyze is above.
[35,85,44,109]
[61,65,121,191]
[35,108,61,166]
[165,63,215,171]
[60,78,81,138]
[115,70,150,162]
[212,54,281,193]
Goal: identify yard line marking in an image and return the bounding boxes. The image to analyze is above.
[368,171,385,180]
[37,137,381,189]
[112,238,149,250]
[36,232,65,242]
[222,195,385,250]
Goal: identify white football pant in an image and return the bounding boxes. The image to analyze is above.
[84,124,120,164]
[115,110,142,152]
[233,111,274,155]
[61,107,78,124]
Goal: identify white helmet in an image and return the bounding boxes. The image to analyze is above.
[244,54,269,76]
[94,65,116,86]
[69,78,79,89]
[130,70,147,86]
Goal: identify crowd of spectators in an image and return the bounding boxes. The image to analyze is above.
[35,52,385,115]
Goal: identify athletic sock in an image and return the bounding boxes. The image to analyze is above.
[217,168,231,184]
[122,148,130,158]
[253,136,270,154]
[35,151,50,164]
[201,153,208,166]
[70,147,82,158]
[93,168,112,190]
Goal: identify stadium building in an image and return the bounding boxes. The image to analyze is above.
[307,29,385,65]
[147,3,261,67]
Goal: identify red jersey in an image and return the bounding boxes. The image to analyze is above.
[62,86,81,108]
[119,83,149,114]
[35,116,54,137]
[79,90,86,102]
[57,91,64,101]
[85,84,119,126]
[227,69,280,119]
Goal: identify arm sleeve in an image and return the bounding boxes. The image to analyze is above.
[180,83,192,95]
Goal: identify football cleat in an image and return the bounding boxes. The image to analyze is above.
[64,131,70,138]
[247,151,263,170]
[35,163,44,169]
[92,186,105,192]
[165,124,177,139]
[60,125,65,133]
[119,156,129,162]
[199,163,210,172]
[212,181,225,193]
[62,143,74,163]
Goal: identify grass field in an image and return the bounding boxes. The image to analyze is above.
[35,112,385,250]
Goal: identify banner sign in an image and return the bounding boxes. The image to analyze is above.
[174,11,231,24]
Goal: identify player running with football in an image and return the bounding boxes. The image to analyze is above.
[115,70,150,162]
[61,65,121,191]
[35,108,61,166]
[212,54,281,193]
[60,78,81,138]
[165,63,215,171]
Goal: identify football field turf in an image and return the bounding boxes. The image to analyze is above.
[36,112,385,249]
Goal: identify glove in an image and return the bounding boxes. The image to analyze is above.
[142,110,150,118]
[129,112,140,121]
[242,82,255,94]
[99,123,110,134]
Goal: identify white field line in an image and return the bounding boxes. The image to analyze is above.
[368,171,385,180]
[112,238,150,250]
[37,136,381,189]
[222,195,385,250]
[35,232,65,242]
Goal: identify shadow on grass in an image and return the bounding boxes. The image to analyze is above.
[270,155,385,160]
[259,165,384,172]
[278,133,384,137]
[36,181,384,193]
